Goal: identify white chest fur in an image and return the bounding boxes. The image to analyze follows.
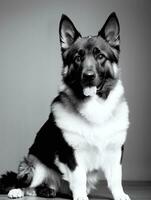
[53,81,129,173]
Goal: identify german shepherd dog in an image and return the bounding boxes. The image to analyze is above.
[0,13,130,200]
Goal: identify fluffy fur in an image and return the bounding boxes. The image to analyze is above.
[0,13,130,200]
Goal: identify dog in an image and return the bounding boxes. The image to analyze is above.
[0,13,130,200]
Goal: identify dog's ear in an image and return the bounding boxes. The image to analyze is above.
[59,14,81,51]
[98,12,120,46]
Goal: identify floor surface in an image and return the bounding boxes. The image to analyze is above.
[0,182,151,200]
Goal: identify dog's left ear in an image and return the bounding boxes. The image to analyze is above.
[59,14,81,51]
[98,12,120,46]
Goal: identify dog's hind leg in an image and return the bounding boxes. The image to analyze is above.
[8,154,61,199]
[8,155,48,199]
[29,161,47,188]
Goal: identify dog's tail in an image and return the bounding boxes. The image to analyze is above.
[0,157,34,194]
[0,171,18,194]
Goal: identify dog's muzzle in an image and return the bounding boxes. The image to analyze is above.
[82,70,96,82]
[82,70,97,86]
[82,70,98,97]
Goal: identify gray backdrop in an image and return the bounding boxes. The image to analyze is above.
[0,0,151,181]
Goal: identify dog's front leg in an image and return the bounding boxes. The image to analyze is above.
[69,166,88,200]
[101,146,130,200]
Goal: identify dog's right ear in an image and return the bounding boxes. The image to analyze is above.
[98,12,120,47]
[59,14,81,51]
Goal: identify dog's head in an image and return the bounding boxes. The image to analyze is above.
[59,13,120,99]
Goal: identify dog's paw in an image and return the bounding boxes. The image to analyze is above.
[74,195,89,200]
[8,189,24,199]
[36,186,57,198]
[114,192,131,200]
[24,188,37,196]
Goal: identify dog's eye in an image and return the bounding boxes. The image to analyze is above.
[74,55,81,64]
[97,54,104,60]
[93,47,105,61]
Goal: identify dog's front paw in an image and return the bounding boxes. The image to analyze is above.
[114,192,131,200]
[74,194,89,200]
[8,188,24,199]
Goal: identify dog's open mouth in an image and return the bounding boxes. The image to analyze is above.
[83,78,106,97]
[82,71,106,97]
[82,77,98,97]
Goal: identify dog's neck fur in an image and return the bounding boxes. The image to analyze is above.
[97,77,118,99]
[58,78,122,122]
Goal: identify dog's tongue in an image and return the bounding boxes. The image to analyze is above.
[83,86,97,97]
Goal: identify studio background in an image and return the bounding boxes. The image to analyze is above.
[0,0,151,181]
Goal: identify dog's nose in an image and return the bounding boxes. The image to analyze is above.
[83,70,96,80]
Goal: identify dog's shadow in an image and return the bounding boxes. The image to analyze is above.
[55,180,113,200]
[56,194,113,200]
[89,194,113,200]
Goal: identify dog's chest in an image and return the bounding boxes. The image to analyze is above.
[53,91,129,151]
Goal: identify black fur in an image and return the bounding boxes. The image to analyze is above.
[36,185,57,198]
[36,180,72,199]
[29,112,77,171]
[0,171,30,194]
[0,172,17,194]
[120,145,125,164]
